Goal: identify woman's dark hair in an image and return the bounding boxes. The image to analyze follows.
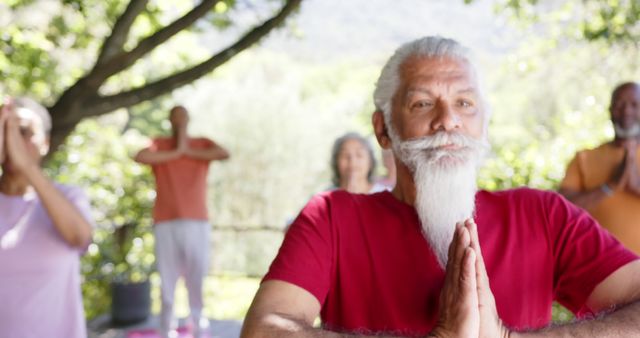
[330,132,377,187]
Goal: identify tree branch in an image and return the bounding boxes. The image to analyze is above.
[88,0,219,85]
[95,0,150,67]
[85,0,302,116]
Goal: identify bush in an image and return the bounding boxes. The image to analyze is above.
[46,116,156,319]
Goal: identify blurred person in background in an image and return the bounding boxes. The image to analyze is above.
[0,97,94,338]
[330,132,387,194]
[134,105,229,338]
[560,82,640,254]
[376,148,397,189]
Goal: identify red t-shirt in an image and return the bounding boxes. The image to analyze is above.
[149,137,213,223]
[264,188,637,336]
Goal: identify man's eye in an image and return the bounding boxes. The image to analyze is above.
[459,100,472,108]
[412,101,433,109]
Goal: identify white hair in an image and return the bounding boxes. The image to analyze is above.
[13,97,52,135]
[373,36,490,137]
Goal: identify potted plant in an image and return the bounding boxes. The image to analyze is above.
[106,222,155,325]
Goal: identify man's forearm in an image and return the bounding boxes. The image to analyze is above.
[513,301,640,338]
[134,149,181,164]
[242,315,412,338]
[185,147,229,161]
[247,326,413,338]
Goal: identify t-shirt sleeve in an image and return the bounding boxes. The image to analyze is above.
[559,153,584,191]
[146,138,160,152]
[548,192,638,315]
[263,193,334,305]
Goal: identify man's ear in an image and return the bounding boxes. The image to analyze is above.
[372,110,392,149]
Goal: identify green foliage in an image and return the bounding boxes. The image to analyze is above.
[45,116,156,319]
[177,51,377,229]
[482,0,640,45]
[552,302,574,323]
[0,0,287,103]
[476,34,640,190]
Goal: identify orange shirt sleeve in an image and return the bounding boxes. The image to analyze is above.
[147,138,160,152]
[200,138,215,149]
[560,153,584,191]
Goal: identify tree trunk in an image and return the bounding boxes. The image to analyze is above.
[46,0,302,157]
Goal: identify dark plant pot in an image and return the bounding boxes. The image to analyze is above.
[111,279,151,326]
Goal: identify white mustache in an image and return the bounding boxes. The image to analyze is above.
[398,132,488,155]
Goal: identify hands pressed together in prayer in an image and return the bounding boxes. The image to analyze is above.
[0,99,7,164]
[610,140,640,197]
[175,126,189,155]
[0,98,38,173]
[430,219,510,338]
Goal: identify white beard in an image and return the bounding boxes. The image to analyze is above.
[614,121,640,139]
[393,131,489,268]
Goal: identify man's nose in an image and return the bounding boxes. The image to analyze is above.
[430,102,461,132]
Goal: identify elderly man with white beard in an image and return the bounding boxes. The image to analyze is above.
[241,36,640,338]
[559,82,640,256]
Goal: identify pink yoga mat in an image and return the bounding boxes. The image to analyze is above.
[126,326,212,338]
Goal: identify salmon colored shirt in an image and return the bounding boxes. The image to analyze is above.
[560,142,640,254]
[148,137,214,224]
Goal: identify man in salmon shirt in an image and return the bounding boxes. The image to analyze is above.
[135,105,229,338]
[241,37,640,337]
[560,82,640,255]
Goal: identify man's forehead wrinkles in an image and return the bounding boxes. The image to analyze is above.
[405,82,478,95]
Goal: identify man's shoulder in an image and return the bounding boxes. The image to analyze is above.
[575,142,614,157]
[325,189,390,202]
[305,190,391,212]
[478,187,565,209]
[310,189,364,205]
[150,136,173,147]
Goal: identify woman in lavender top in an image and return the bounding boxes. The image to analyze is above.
[0,97,93,338]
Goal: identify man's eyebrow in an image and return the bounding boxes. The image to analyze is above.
[456,87,477,94]
[406,88,434,97]
[404,87,478,99]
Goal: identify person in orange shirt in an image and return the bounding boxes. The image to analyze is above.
[134,105,229,338]
[560,82,640,254]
